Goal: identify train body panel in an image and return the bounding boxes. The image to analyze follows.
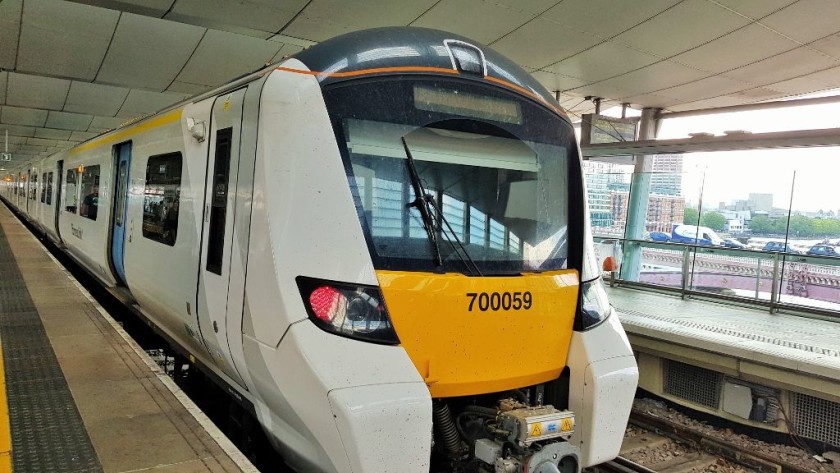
[567,313,638,466]
[1,27,639,473]
[244,60,380,350]
[60,146,116,285]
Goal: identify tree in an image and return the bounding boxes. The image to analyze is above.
[749,215,773,234]
[788,215,814,237]
[683,207,699,225]
[700,211,727,231]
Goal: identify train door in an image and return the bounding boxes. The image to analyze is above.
[110,143,132,285]
[54,160,64,240]
[196,89,247,387]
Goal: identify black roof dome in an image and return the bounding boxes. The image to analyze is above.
[292,27,565,118]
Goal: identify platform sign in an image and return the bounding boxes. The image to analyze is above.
[1,153,10,162]
[580,114,638,146]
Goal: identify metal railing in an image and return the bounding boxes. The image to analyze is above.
[596,238,840,319]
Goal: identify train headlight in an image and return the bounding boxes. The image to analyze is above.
[578,277,612,330]
[296,277,400,344]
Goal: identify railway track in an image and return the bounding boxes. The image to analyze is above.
[589,407,824,473]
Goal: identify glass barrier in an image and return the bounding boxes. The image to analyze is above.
[584,148,840,317]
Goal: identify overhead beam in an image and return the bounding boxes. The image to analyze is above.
[580,127,840,158]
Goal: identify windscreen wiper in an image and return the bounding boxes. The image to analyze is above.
[401,137,482,276]
[427,200,483,277]
[401,137,443,269]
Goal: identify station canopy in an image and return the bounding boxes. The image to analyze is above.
[2,0,840,164]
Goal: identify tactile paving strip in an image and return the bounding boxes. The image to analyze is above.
[0,224,102,472]
[619,307,840,358]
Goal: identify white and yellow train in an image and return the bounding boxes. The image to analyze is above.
[1,27,637,473]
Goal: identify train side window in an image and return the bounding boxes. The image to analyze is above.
[79,165,100,220]
[206,127,233,275]
[46,172,53,205]
[40,173,47,203]
[143,153,182,246]
[65,169,78,213]
[30,173,38,200]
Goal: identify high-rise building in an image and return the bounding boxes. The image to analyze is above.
[583,161,631,232]
[748,193,773,212]
[649,154,683,196]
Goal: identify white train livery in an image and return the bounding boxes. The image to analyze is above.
[1,27,638,473]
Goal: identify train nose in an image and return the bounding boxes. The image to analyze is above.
[375,270,580,398]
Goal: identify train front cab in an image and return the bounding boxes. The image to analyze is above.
[239,29,638,473]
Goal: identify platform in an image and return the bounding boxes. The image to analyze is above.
[608,285,840,447]
[0,204,254,473]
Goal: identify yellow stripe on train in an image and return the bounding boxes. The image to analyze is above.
[376,270,579,398]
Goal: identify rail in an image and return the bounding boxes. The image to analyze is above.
[597,457,659,473]
[596,237,840,319]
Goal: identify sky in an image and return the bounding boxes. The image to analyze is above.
[592,95,840,213]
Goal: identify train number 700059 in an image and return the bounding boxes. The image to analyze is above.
[466,291,532,312]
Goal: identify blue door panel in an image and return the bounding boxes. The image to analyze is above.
[111,143,131,284]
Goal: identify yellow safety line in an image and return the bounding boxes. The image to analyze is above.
[0,338,11,472]
[69,109,183,155]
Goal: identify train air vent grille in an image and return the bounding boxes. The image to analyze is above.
[662,359,723,409]
[791,392,840,448]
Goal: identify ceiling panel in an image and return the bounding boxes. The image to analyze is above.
[89,116,128,132]
[655,75,753,103]
[16,0,119,81]
[542,0,680,38]
[529,71,588,93]
[68,0,174,17]
[1,106,48,127]
[0,72,7,104]
[491,0,558,16]
[16,144,48,153]
[671,23,800,74]
[34,128,73,140]
[613,0,751,57]
[621,92,680,109]
[596,60,709,97]
[722,47,840,85]
[267,33,317,48]
[96,13,206,90]
[766,65,840,94]
[165,0,309,38]
[6,136,28,145]
[547,41,660,82]
[0,0,22,69]
[759,0,840,44]
[166,81,212,95]
[807,32,840,58]
[281,0,438,42]
[712,0,797,19]
[117,90,187,118]
[175,29,282,87]
[490,18,603,69]
[411,0,533,44]
[6,73,71,110]
[566,82,635,103]
[3,125,36,138]
[64,82,131,116]
[45,111,94,131]
[27,137,66,148]
[70,131,99,142]
[270,43,306,63]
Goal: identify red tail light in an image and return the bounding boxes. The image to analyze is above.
[297,277,400,345]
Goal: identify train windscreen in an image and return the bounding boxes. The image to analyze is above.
[323,78,580,275]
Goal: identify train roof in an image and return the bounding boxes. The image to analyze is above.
[293,27,566,119]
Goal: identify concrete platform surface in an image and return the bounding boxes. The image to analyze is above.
[0,203,256,473]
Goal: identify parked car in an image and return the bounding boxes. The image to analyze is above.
[762,241,801,254]
[722,238,747,249]
[648,231,671,242]
[806,244,840,257]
